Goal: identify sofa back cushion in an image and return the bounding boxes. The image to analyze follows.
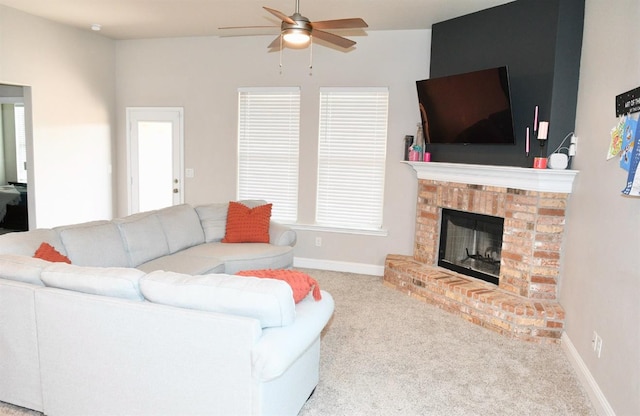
[0,228,66,257]
[0,255,49,285]
[195,203,228,243]
[40,263,145,301]
[115,212,170,266]
[56,221,130,267]
[140,271,295,328]
[156,204,205,253]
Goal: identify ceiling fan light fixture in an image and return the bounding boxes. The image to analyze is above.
[282,28,310,45]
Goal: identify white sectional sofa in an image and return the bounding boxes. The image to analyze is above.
[0,202,335,416]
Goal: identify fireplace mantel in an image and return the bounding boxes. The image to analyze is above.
[404,161,578,194]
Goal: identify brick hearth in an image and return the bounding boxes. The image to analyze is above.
[384,162,577,344]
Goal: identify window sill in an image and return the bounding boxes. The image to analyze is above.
[290,223,389,237]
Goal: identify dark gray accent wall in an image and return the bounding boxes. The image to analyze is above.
[427,0,584,167]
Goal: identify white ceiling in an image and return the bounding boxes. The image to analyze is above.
[0,0,514,40]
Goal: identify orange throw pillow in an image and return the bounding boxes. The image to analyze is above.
[222,201,272,243]
[33,242,71,264]
[236,269,322,303]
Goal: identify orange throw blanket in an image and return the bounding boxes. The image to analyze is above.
[236,269,322,303]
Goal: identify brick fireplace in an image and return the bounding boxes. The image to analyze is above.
[384,162,578,343]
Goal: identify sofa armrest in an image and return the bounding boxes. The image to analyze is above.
[251,290,334,382]
[269,221,297,247]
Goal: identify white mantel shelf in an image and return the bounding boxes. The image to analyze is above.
[404,161,579,194]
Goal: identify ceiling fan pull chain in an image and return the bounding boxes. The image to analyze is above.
[309,35,313,76]
[279,34,284,75]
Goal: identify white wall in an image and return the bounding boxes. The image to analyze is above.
[116,30,430,270]
[0,5,116,227]
[562,0,640,414]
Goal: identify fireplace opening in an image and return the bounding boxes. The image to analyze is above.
[438,208,504,285]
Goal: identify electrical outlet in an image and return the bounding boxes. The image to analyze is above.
[591,331,603,357]
[569,135,578,156]
[315,237,322,247]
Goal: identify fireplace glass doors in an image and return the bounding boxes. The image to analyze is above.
[438,209,504,285]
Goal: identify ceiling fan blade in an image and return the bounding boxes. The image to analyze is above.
[263,6,295,25]
[312,29,356,49]
[311,18,368,30]
[267,35,282,49]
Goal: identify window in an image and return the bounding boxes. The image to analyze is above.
[237,87,300,223]
[316,87,389,231]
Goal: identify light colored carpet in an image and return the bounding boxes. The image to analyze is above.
[0,268,596,416]
[298,269,596,416]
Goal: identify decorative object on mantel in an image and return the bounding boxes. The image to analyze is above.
[608,86,640,196]
[403,135,413,161]
[547,132,577,170]
[408,123,426,162]
[526,104,552,169]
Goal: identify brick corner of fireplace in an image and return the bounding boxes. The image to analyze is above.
[383,254,565,344]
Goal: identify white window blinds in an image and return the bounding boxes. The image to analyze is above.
[237,87,300,223]
[316,87,389,231]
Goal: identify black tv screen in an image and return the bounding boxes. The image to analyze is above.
[416,66,516,145]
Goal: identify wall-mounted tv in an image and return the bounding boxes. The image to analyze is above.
[416,66,516,145]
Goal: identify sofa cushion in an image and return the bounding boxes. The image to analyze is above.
[136,252,225,275]
[140,271,295,328]
[181,242,294,274]
[0,228,66,257]
[156,204,205,253]
[40,263,145,301]
[0,255,48,285]
[195,203,228,243]
[222,202,272,243]
[115,212,170,266]
[56,221,130,267]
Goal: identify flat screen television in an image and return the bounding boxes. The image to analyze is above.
[416,66,516,145]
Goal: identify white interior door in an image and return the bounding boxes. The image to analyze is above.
[127,107,183,214]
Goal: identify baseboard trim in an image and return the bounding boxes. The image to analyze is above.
[293,257,384,276]
[561,332,615,416]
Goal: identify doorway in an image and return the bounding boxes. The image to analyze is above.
[126,107,184,214]
[0,84,32,232]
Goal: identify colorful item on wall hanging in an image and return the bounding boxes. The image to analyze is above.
[621,118,640,196]
[619,115,638,172]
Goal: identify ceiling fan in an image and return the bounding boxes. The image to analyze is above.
[220,0,368,50]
